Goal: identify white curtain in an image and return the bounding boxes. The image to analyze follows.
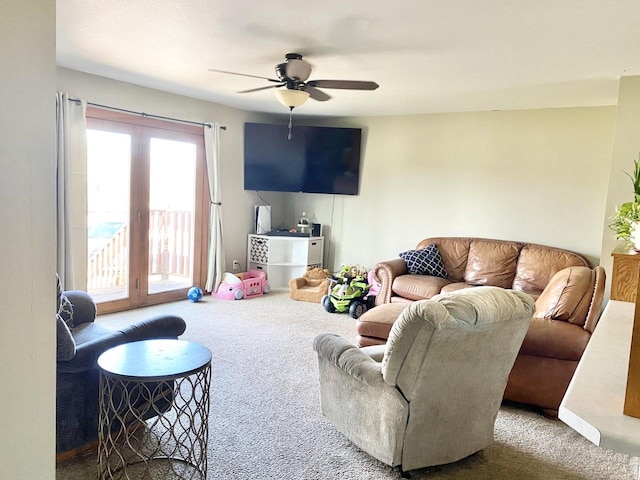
[204,123,226,292]
[55,92,87,290]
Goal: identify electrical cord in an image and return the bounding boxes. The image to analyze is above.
[256,190,268,206]
[327,194,336,274]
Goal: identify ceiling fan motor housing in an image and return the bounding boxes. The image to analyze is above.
[275,57,312,83]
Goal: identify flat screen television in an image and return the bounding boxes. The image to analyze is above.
[244,122,362,195]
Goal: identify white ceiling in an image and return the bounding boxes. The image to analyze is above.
[56,0,640,117]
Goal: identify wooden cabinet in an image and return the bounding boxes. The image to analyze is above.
[247,234,324,288]
[611,247,640,302]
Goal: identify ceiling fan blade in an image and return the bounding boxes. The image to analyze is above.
[237,84,285,94]
[303,85,331,102]
[307,80,379,90]
[208,69,281,83]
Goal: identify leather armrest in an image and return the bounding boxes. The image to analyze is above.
[313,333,383,386]
[534,266,605,331]
[373,259,408,305]
[584,266,606,333]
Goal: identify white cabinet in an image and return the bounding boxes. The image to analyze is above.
[247,234,324,288]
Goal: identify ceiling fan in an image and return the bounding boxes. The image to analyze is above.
[209,53,379,110]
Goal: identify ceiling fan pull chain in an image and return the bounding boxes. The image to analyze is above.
[288,106,294,140]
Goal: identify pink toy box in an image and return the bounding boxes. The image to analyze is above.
[214,270,270,300]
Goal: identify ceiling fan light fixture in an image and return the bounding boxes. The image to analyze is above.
[275,89,310,108]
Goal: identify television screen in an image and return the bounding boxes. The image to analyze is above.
[244,123,362,195]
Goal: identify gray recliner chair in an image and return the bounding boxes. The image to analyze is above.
[55,275,187,459]
[313,286,534,473]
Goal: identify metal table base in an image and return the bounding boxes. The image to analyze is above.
[97,340,211,480]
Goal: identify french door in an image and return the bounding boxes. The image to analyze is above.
[86,108,208,314]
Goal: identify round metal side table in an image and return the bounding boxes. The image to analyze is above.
[97,339,212,480]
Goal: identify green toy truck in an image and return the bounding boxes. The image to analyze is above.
[321,264,375,319]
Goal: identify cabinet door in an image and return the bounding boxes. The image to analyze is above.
[249,262,291,288]
[308,239,323,266]
[249,236,269,264]
[612,253,640,302]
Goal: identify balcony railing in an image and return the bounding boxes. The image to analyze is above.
[88,210,193,290]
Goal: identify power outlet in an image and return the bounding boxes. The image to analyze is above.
[232,260,240,270]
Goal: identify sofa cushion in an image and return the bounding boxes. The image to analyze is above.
[71,321,113,347]
[399,244,448,278]
[356,303,408,342]
[464,239,521,288]
[519,317,590,361]
[392,274,452,301]
[440,282,473,294]
[417,238,471,282]
[513,244,589,295]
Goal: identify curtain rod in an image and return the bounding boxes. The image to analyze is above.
[68,98,226,130]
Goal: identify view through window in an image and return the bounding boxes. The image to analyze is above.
[86,109,207,313]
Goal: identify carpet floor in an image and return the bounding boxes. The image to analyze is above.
[56,289,639,479]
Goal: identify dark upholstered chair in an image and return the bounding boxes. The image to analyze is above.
[55,279,186,460]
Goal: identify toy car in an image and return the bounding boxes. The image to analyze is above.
[214,270,270,300]
[321,265,374,319]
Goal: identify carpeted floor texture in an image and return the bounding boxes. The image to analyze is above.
[56,289,639,480]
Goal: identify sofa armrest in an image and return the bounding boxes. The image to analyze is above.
[313,333,383,386]
[584,266,606,333]
[373,259,408,305]
[289,277,306,289]
[63,290,96,326]
[534,266,606,332]
[116,314,187,341]
[58,315,187,373]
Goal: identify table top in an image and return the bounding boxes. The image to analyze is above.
[98,339,212,381]
[559,300,640,457]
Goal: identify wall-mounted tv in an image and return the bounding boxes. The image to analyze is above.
[244,122,362,195]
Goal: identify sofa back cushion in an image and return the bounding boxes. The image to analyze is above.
[463,239,521,288]
[512,244,589,295]
[412,237,591,295]
[416,237,472,282]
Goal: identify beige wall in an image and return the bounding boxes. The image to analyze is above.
[600,76,640,298]
[58,69,630,295]
[0,0,56,477]
[57,67,284,274]
[289,108,616,271]
[56,67,620,277]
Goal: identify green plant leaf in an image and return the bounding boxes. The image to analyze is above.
[609,153,640,245]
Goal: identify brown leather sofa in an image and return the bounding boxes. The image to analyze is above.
[373,237,591,305]
[358,237,606,414]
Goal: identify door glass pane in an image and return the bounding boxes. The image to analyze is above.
[148,138,196,294]
[86,129,131,302]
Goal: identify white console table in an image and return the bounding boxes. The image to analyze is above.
[559,300,640,460]
[247,234,324,288]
